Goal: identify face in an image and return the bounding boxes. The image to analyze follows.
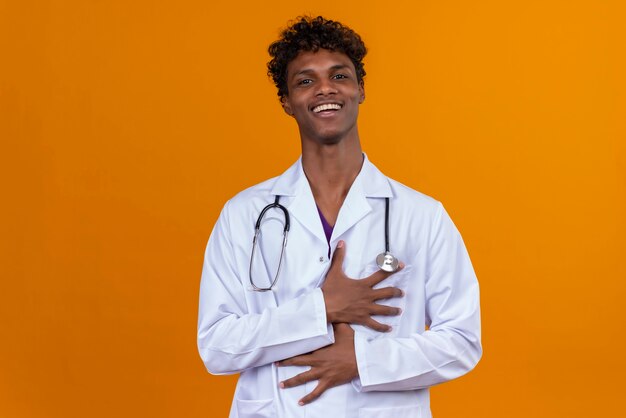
[281,49,365,145]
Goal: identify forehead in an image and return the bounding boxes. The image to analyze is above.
[286,49,356,78]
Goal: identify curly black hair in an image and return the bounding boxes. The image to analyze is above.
[267,16,367,100]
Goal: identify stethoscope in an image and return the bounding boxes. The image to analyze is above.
[249,196,399,292]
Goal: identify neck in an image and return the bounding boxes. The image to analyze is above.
[301,135,363,224]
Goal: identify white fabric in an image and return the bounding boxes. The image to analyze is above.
[197,155,482,418]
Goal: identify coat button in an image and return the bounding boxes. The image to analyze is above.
[319,256,324,263]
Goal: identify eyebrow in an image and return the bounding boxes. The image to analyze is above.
[292,64,352,79]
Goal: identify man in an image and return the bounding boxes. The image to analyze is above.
[197,16,481,418]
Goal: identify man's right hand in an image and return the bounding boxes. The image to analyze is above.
[321,240,404,332]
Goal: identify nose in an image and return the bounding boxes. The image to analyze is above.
[315,78,338,96]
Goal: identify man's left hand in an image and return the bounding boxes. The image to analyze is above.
[277,323,358,405]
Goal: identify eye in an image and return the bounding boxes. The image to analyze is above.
[297,79,313,86]
[332,74,348,80]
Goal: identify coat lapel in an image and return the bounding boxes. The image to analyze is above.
[269,154,393,244]
[331,173,371,241]
[270,158,327,243]
[332,155,393,241]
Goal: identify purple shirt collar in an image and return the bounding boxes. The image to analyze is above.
[316,206,334,247]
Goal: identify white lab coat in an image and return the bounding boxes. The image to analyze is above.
[197,155,481,418]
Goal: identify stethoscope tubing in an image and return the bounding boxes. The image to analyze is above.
[249,196,289,292]
[249,196,397,291]
[384,197,390,253]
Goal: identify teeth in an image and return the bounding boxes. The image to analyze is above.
[313,103,341,113]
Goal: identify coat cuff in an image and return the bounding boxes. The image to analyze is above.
[351,331,369,392]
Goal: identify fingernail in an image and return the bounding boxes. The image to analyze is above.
[399,262,405,269]
[279,382,285,388]
[298,401,304,406]
[338,240,344,248]
[397,308,403,314]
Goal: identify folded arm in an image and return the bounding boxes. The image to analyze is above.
[197,201,334,375]
[353,203,482,392]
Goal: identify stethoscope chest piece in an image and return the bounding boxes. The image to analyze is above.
[376,251,399,273]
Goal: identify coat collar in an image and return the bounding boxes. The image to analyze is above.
[269,154,393,243]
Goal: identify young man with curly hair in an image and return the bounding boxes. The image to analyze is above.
[198,16,481,418]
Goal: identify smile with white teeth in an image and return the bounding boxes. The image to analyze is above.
[312,103,342,113]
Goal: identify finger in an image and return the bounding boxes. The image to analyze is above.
[369,303,402,317]
[363,269,393,286]
[329,240,346,272]
[363,317,392,333]
[363,263,404,286]
[371,286,404,301]
[280,369,319,389]
[277,354,314,368]
[298,381,329,405]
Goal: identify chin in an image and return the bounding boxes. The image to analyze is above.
[300,121,357,146]
[312,126,352,145]
[318,133,343,145]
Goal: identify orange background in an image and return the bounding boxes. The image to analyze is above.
[1,1,625,417]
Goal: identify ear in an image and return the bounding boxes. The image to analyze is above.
[358,80,365,104]
[281,96,294,116]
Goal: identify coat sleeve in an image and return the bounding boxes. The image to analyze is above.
[197,201,335,375]
[352,202,482,391]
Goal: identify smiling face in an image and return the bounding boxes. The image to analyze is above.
[281,49,365,146]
